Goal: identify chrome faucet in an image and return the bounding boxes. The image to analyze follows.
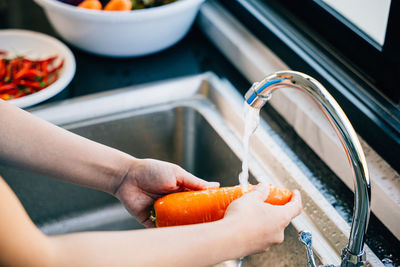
[244,71,371,267]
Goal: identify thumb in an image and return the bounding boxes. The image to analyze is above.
[247,183,270,201]
[175,167,219,190]
[283,190,303,219]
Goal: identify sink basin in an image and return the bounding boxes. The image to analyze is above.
[0,73,383,266]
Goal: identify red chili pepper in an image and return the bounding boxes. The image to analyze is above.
[9,58,20,77]
[4,88,19,95]
[15,68,44,80]
[41,60,49,75]
[14,61,32,80]
[48,59,64,74]
[0,94,11,100]
[15,80,42,89]
[5,61,14,82]
[23,55,57,64]
[0,59,6,80]
[0,83,16,93]
[1,53,63,100]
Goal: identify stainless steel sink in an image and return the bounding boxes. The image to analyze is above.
[0,73,383,266]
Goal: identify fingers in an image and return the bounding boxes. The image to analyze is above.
[206,181,220,188]
[141,217,156,228]
[246,183,270,201]
[283,190,302,219]
[175,167,220,190]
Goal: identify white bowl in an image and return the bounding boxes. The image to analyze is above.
[0,29,76,108]
[34,0,205,57]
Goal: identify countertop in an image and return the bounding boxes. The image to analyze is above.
[1,0,399,265]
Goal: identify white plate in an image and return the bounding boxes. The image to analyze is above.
[0,29,76,108]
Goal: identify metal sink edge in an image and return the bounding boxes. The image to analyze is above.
[29,72,383,266]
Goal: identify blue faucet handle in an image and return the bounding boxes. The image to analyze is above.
[299,231,338,267]
[299,231,318,267]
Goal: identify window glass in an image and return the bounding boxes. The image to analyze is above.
[316,0,391,47]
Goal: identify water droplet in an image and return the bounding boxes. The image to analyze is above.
[313,209,318,214]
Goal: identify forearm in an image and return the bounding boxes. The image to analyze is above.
[50,219,245,267]
[0,100,131,194]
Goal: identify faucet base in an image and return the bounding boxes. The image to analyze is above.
[341,247,367,267]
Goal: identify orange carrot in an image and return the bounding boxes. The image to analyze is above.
[104,0,132,11]
[153,184,293,227]
[78,0,102,10]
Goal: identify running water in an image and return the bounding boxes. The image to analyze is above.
[237,100,268,267]
[238,103,261,192]
[237,95,272,267]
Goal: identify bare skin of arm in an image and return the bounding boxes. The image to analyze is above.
[0,100,218,226]
[0,100,303,266]
[0,177,302,267]
[0,99,130,194]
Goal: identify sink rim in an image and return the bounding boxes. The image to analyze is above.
[28,72,383,266]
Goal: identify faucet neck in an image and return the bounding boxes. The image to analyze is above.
[245,71,371,265]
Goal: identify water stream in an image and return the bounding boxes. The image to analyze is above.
[236,102,265,267]
[238,103,261,192]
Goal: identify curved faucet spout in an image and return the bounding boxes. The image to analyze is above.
[245,71,371,266]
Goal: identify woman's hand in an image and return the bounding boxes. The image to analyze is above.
[114,158,219,227]
[223,184,302,255]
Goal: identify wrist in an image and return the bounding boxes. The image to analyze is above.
[216,217,251,259]
[220,214,263,257]
[108,154,140,196]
